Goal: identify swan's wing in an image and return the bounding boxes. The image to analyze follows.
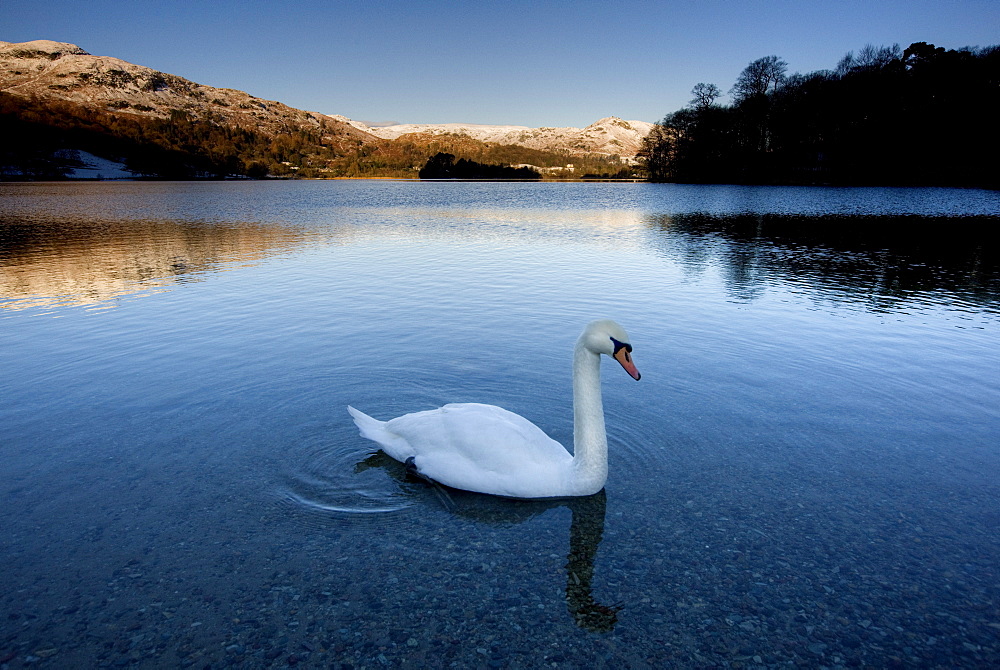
[385,403,573,497]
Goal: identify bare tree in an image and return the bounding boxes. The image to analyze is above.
[689,82,722,109]
[730,55,787,103]
[637,123,676,182]
[837,44,902,74]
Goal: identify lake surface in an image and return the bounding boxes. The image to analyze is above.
[2,181,998,668]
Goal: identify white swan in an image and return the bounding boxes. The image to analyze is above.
[347,320,640,498]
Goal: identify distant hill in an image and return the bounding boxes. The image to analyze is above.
[334,117,654,159]
[0,40,646,179]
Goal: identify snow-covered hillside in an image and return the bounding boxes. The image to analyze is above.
[333,116,654,158]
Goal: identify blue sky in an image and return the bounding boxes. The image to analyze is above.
[4,0,998,127]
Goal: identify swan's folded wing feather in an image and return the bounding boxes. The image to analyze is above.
[386,403,573,497]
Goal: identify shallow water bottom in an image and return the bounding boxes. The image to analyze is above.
[5,396,997,668]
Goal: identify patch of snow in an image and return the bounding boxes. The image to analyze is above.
[363,122,539,141]
[57,150,139,179]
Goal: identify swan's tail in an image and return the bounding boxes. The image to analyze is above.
[347,406,413,460]
[347,406,385,441]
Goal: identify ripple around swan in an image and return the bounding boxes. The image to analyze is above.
[276,436,579,530]
[275,437,427,528]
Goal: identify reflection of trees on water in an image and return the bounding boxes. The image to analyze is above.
[356,452,619,632]
[647,213,1000,310]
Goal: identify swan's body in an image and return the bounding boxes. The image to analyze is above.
[348,320,639,498]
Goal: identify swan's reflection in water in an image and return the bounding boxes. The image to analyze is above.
[561,491,621,633]
[356,452,620,632]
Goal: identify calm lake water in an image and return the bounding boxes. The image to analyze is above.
[1,181,998,668]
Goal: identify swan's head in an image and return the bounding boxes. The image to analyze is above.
[581,320,641,381]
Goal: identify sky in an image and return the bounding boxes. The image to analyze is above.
[4,0,998,128]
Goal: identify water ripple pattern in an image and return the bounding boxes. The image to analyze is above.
[277,438,415,523]
[2,181,999,668]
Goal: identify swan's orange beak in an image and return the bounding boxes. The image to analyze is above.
[614,348,641,380]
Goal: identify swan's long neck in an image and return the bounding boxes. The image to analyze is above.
[571,339,607,495]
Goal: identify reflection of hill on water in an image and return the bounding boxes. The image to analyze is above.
[647,213,1000,311]
[0,217,309,310]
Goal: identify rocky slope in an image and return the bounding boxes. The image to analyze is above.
[335,116,654,158]
[0,39,375,144]
[1,39,647,178]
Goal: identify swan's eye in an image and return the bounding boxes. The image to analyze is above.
[610,337,632,356]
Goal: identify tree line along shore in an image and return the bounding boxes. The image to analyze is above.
[640,42,1000,189]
